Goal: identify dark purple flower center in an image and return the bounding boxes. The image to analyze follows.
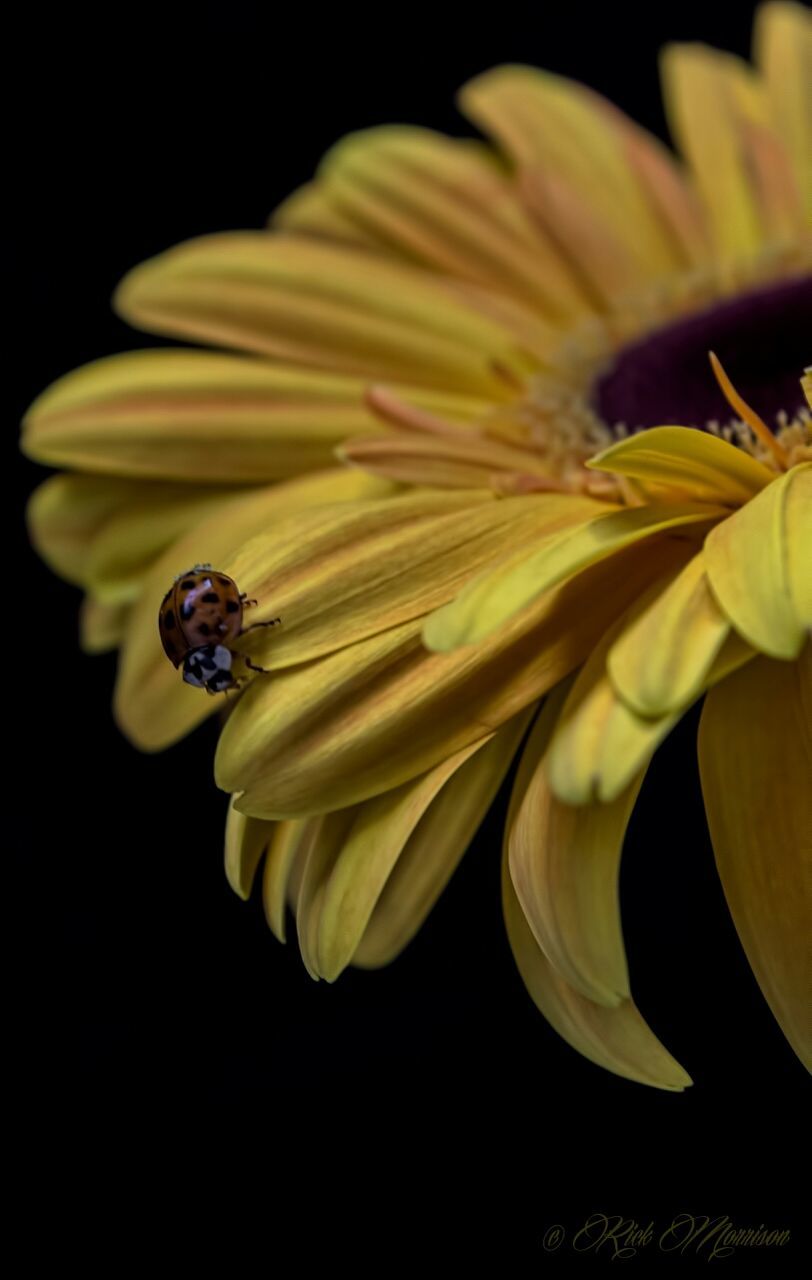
[593,275,811,433]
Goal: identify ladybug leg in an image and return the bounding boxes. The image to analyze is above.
[239,592,259,608]
[211,679,246,695]
[240,616,282,635]
[243,655,271,675]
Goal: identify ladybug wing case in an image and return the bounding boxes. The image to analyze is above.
[158,583,186,668]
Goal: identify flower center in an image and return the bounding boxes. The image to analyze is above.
[357,263,810,498]
[593,275,812,434]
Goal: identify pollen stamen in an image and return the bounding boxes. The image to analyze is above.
[708,351,791,469]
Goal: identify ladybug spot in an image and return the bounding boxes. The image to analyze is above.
[226,599,239,613]
[164,610,176,629]
[198,622,211,636]
[218,577,231,587]
[201,591,220,604]
[181,579,196,590]
[181,602,194,620]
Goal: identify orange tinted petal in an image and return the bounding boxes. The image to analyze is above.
[115,232,537,397]
[698,648,812,1070]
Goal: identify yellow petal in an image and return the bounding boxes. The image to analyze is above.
[704,464,811,659]
[79,597,129,654]
[803,368,812,411]
[458,67,686,289]
[22,349,384,481]
[27,474,145,588]
[317,750,481,980]
[754,1,812,220]
[519,168,653,306]
[660,40,803,261]
[588,426,774,506]
[224,796,273,900]
[424,500,723,652]
[218,542,684,818]
[114,468,392,751]
[315,125,591,322]
[785,463,812,631]
[502,845,691,1090]
[548,611,755,806]
[114,232,537,398]
[353,715,532,968]
[604,108,710,269]
[339,436,503,490]
[338,429,557,490]
[547,651,680,807]
[607,552,731,716]
[707,627,759,682]
[508,682,641,1006]
[294,808,359,979]
[271,180,387,248]
[26,473,242,603]
[698,648,812,1071]
[662,44,758,260]
[230,490,609,671]
[262,819,312,944]
[435,276,560,362]
[316,712,531,980]
[84,489,250,606]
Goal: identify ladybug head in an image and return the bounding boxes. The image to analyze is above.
[182,644,236,692]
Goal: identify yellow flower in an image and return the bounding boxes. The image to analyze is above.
[21,2,811,1087]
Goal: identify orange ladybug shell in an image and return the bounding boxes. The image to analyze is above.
[158,567,244,668]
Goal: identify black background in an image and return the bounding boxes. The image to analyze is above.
[12,0,806,1262]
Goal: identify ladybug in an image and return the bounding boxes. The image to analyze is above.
[158,564,280,694]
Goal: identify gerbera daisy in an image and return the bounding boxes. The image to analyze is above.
[22,3,810,1087]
